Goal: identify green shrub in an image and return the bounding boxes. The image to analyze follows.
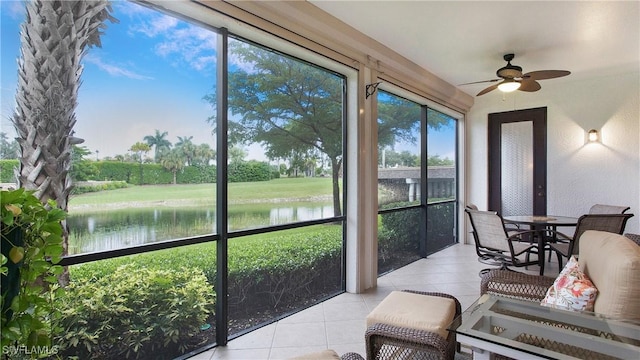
[71,181,130,195]
[425,201,455,253]
[59,225,343,357]
[227,226,342,313]
[177,165,216,184]
[0,160,18,183]
[56,265,215,360]
[378,202,422,273]
[228,160,273,182]
[380,202,421,252]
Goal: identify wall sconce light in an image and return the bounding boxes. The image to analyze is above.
[365,82,382,99]
[587,129,599,142]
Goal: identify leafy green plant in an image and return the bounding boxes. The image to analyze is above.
[71,181,129,195]
[56,265,215,359]
[54,225,343,357]
[1,188,66,357]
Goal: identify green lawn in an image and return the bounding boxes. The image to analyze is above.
[68,177,337,210]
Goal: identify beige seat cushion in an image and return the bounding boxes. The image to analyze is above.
[578,230,640,320]
[366,291,456,339]
[289,349,340,360]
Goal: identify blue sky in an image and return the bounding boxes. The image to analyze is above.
[1,1,218,158]
[1,1,454,161]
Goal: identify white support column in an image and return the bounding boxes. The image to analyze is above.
[345,64,379,293]
[406,178,419,202]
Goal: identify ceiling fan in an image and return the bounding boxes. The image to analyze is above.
[461,54,570,96]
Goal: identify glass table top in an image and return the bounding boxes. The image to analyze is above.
[450,294,640,360]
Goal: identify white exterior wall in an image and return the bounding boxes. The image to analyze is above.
[466,71,640,237]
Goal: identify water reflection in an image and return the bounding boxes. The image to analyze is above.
[67,203,333,254]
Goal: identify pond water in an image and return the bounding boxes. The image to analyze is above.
[67,202,333,254]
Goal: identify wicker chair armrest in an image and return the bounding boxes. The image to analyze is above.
[624,233,640,246]
[365,322,452,360]
[480,270,555,302]
[340,352,365,360]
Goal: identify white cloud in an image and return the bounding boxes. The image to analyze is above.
[127,10,217,73]
[84,54,153,80]
[136,14,179,37]
[5,1,25,20]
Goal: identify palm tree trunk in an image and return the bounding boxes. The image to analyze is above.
[11,0,116,282]
[331,157,342,217]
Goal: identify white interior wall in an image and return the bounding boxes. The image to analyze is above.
[466,70,640,237]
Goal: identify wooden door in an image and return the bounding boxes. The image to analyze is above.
[488,107,547,216]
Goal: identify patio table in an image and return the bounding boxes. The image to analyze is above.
[449,294,640,360]
[502,215,578,275]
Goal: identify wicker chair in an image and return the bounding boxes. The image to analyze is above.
[547,213,633,268]
[365,291,462,360]
[341,353,364,360]
[479,231,640,359]
[289,350,364,360]
[625,233,640,246]
[589,203,630,214]
[464,208,540,275]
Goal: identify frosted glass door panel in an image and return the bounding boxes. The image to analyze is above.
[501,121,533,216]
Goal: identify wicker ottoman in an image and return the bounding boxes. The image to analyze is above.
[289,349,364,360]
[365,290,461,360]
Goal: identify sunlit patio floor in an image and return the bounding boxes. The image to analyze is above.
[187,242,562,360]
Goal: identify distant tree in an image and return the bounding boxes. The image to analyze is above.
[304,156,317,177]
[130,142,150,184]
[129,142,151,163]
[144,129,171,162]
[70,145,98,181]
[193,143,215,166]
[228,146,247,164]
[287,150,306,177]
[175,136,196,166]
[377,92,454,166]
[427,155,454,166]
[175,136,193,147]
[0,132,19,159]
[426,108,453,131]
[205,41,345,215]
[377,96,420,152]
[379,149,418,168]
[160,149,185,184]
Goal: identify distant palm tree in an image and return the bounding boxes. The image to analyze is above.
[194,143,215,166]
[175,135,194,147]
[11,0,115,261]
[176,136,196,166]
[228,146,247,164]
[161,149,186,184]
[144,129,172,162]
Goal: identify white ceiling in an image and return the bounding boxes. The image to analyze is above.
[309,1,640,97]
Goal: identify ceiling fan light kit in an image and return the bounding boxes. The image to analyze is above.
[461,53,570,96]
[497,79,521,92]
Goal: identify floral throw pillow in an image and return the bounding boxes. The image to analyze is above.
[541,256,598,312]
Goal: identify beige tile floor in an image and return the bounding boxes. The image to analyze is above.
[188,243,561,360]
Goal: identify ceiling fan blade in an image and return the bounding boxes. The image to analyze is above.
[518,79,541,92]
[459,79,500,86]
[523,70,571,81]
[477,83,499,96]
